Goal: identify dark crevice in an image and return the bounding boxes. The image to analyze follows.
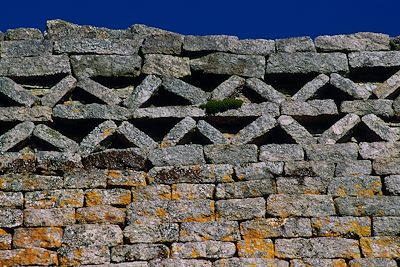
[50,118,106,143]
[91,75,140,89]
[130,118,181,142]
[241,86,266,103]
[203,117,257,134]
[182,71,231,92]
[0,94,23,107]
[312,83,354,104]
[250,126,297,145]
[264,73,318,97]
[177,129,213,146]
[350,122,385,142]
[293,115,343,135]
[8,136,61,152]
[68,87,106,104]
[100,133,136,150]
[9,74,67,89]
[349,66,400,83]
[0,121,20,136]
[140,87,192,107]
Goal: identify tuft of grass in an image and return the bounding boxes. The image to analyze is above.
[200,99,243,115]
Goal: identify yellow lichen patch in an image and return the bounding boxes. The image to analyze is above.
[336,186,347,197]
[156,208,168,218]
[14,227,63,249]
[171,191,182,200]
[347,220,371,237]
[0,248,59,266]
[222,174,233,183]
[85,191,103,206]
[361,237,400,258]
[191,248,201,258]
[101,127,114,138]
[118,193,132,205]
[107,170,121,179]
[184,214,216,223]
[237,238,274,258]
[159,141,170,149]
[332,259,348,267]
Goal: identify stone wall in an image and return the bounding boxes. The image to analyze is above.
[0,20,399,266]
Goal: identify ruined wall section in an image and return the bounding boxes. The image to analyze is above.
[0,20,398,266]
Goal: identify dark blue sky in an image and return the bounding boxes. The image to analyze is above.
[1,0,398,39]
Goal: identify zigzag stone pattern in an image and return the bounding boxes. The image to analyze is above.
[0,20,399,266]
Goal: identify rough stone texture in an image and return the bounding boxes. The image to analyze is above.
[171,241,236,259]
[143,54,190,78]
[123,75,162,109]
[315,32,390,52]
[149,145,205,166]
[213,258,289,267]
[361,113,400,141]
[191,52,265,78]
[335,196,400,216]
[123,223,179,243]
[281,100,338,116]
[142,33,183,55]
[266,52,349,74]
[284,161,335,177]
[384,175,400,195]
[216,179,275,199]
[1,39,52,57]
[349,258,398,267]
[111,244,169,261]
[59,246,110,265]
[13,227,63,248]
[259,144,304,161]
[180,221,240,242]
[311,216,371,237]
[304,143,359,161]
[349,51,400,69]
[328,175,382,196]
[276,37,316,52]
[373,217,400,236]
[277,115,316,145]
[5,28,43,40]
[340,99,394,117]
[232,115,277,144]
[240,218,312,238]
[23,208,76,226]
[237,239,274,258]
[0,121,35,152]
[40,75,77,107]
[330,73,371,99]
[318,113,360,144]
[245,78,286,104]
[291,74,329,101]
[62,224,123,247]
[162,77,208,105]
[211,75,246,100]
[204,144,258,164]
[373,69,400,98]
[360,237,400,258]
[216,197,266,220]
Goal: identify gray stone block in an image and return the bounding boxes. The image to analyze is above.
[142,54,190,78]
[149,145,205,166]
[240,218,312,238]
[204,144,258,164]
[276,36,316,52]
[216,179,275,199]
[0,39,52,57]
[340,99,394,117]
[142,33,184,55]
[349,51,400,69]
[245,78,286,104]
[335,196,400,216]
[259,144,304,161]
[216,197,266,220]
[281,100,338,116]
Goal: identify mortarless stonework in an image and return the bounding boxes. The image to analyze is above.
[0,20,399,266]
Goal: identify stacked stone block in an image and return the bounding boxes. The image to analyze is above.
[0,20,398,266]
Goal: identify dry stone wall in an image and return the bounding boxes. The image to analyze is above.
[0,20,399,266]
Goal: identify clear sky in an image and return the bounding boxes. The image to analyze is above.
[1,0,398,39]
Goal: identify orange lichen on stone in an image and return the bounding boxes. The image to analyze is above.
[360,237,400,258]
[0,248,58,266]
[0,229,11,250]
[237,238,274,258]
[13,227,63,249]
[85,191,103,206]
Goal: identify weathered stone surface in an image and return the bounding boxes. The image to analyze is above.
[183,35,239,52]
[335,196,400,216]
[160,117,197,147]
[315,33,390,52]
[340,99,394,117]
[259,144,304,161]
[267,194,335,217]
[362,114,400,141]
[106,169,146,187]
[0,77,37,107]
[0,55,70,77]
[281,100,338,116]
[149,259,211,267]
[319,113,360,144]
[232,115,277,145]
[328,175,382,196]
[0,248,58,266]
[128,200,215,224]
[70,54,141,77]
[13,227,63,248]
[216,179,275,199]
[359,141,400,159]
[76,205,126,224]
[0,229,11,249]
[59,246,110,265]
[142,33,184,55]
[54,37,142,55]
[124,222,179,243]
[216,197,265,220]
[211,75,245,100]
[36,151,83,172]
[311,216,371,237]
[276,37,316,52]
[0,39,52,57]
[0,209,23,227]
[197,120,228,144]
[148,164,233,184]
[0,152,36,173]
[112,244,169,262]
[149,145,205,166]
[0,174,63,191]
[33,124,79,152]
[172,184,214,200]
[277,115,316,145]
[349,258,398,267]
[212,102,280,117]
[64,169,108,188]
[275,237,360,259]
[335,160,372,176]
[290,258,347,267]
[284,161,335,177]
[143,54,190,78]
[82,148,146,170]
[373,69,400,98]
[171,241,236,259]
[77,78,122,105]
[85,188,131,206]
[373,158,400,174]
[191,52,265,78]
[240,218,312,238]
[291,74,329,101]
[23,208,75,226]
[213,258,289,267]
[123,75,162,109]
[5,28,43,40]
[0,121,34,152]
[40,75,77,107]
[0,106,52,121]
[132,106,206,118]
[80,120,118,156]
[349,51,400,69]
[162,77,208,105]
[204,144,258,164]
[360,237,400,258]
[304,143,358,161]
[237,239,274,258]
[235,161,283,180]
[54,103,130,120]
[132,185,171,202]
[384,175,400,195]
[180,221,240,242]
[25,189,84,208]
[373,217,400,236]
[118,121,158,151]
[245,78,286,104]
[276,176,328,195]
[266,52,349,74]
[0,192,23,207]
[63,224,123,247]
[330,73,371,99]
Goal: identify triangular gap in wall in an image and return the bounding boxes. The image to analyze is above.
[0,94,23,107]
[249,125,297,146]
[0,121,21,136]
[97,132,138,151]
[264,73,318,97]
[130,118,183,142]
[202,116,259,135]
[50,118,107,143]
[347,122,386,143]
[65,86,107,104]
[292,114,344,137]
[311,83,355,103]
[8,135,61,152]
[181,71,232,92]
[9,74,68,90]
[91,76,140,89]
[349,66,400,83]
[176,128,213,146]
[139,86,192,107]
